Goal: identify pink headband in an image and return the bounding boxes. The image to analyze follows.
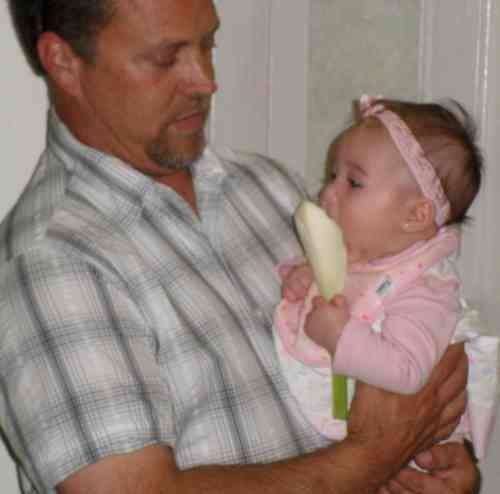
[359,94,450,226]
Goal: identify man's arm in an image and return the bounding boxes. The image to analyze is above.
[58,345,470,494]
[56,441,392,494]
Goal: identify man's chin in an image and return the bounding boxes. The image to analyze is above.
[150,139,206,171]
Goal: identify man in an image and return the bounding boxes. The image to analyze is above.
[1,1,477,493]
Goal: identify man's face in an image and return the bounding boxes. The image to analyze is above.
[75,0,219,175]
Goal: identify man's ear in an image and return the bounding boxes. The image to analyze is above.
[37,32,82,96]
[402,197,436,233]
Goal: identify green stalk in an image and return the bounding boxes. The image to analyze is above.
[332,373,348,420]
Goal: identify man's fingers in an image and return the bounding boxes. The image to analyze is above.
[435,345,468,404]
[376,486,393,494]
[392,468,445,493]
[414,443,452,470]
[433,345,468,438]
[414,441,477,471]
[434,391,467,441]
[426,343,465,390]
[418,343,467,441]
[387,478,414,493]
[412,443,481,493]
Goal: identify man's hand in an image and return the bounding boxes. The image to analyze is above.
[377,442,480,493]
[345,344,468,485]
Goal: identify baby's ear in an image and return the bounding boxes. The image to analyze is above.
[402,197,436,233]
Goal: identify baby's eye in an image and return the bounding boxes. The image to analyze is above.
[348,178,362,188]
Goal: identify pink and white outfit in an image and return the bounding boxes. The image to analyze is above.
[274,227,498,459]
[275,95,498,458]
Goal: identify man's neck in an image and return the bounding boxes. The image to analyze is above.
[156,170,198,215]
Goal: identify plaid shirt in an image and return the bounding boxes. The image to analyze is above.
[0,111,328,493]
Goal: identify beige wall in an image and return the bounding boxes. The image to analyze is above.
[307,0,420,194]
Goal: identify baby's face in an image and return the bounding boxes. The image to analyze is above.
[320,122,421,265]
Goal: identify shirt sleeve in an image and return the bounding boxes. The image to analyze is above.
[0,247,175,492]
[332,274,461,394]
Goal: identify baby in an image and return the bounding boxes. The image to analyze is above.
[274,95,498,459]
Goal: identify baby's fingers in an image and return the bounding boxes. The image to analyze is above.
[283,265,314,301]
[311,295,328,309]
[331,294,348,308]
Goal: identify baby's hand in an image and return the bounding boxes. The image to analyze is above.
[304,295,350,355]
[282,263,314,302]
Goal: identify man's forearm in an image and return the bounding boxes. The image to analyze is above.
[176,441,400,494]
[58,441,400,494]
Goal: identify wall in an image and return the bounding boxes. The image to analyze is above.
[0,3,48,492]
[307,0,420,193]
[212,0,310,176]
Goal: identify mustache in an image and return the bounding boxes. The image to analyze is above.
[175,98,212,120]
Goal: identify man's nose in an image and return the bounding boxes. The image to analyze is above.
[179,50,218,97]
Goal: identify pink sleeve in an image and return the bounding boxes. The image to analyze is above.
[332,275,460,394]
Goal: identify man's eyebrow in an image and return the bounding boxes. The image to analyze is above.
[148,21,220,52]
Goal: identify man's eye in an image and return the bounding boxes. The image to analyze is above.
[155,59,176,69]
[151,46,179,69]
[348,178,362,188]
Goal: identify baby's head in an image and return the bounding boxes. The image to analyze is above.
[361,97,483,226]
[320,96,483,264]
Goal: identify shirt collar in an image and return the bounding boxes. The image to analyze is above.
[46,108,229,227]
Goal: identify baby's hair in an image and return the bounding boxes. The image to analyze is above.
[356,99,483,226]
